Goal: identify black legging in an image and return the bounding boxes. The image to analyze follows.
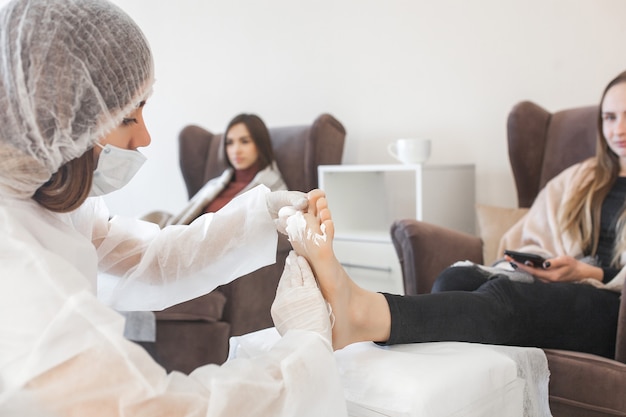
[381,265,621,358]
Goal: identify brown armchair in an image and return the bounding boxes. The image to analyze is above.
[154,113,346,373]
[390,101,626,416]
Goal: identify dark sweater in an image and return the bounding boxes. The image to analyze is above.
[597,177,626,282]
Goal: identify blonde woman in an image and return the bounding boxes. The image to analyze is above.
[294,71,626,359]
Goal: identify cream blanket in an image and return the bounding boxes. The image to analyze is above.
[143,162,287,227]
[498,158,624,292]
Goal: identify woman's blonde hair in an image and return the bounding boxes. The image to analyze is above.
[559,70,626,266]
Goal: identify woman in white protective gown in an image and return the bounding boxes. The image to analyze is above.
[0,0,346,415]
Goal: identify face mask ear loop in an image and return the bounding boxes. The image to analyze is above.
[93,142,109,167]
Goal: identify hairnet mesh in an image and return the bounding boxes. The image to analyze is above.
[0,0,154,198]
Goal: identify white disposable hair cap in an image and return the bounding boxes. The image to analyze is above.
[0,0,155,198]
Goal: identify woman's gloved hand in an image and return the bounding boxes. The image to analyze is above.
[266,190,308,234]
[271,251,333,348]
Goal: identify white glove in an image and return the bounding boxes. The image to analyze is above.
[266,190,308,234]
[271,251,333,348]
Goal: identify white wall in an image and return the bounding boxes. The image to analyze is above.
[5,0,626,222]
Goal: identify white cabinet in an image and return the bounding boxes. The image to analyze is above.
[333,239,405,294]
[318,164,475,294]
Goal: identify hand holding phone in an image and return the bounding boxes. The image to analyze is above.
[504,250,547,268]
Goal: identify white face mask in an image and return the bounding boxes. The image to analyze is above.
[89,143,147,196]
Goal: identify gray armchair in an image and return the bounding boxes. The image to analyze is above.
[390,101,626,416]
[154,113,346,373]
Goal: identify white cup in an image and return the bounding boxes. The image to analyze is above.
[387,138,431,165]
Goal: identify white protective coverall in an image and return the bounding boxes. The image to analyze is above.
[0,190,346,416]
[0,0,347,415]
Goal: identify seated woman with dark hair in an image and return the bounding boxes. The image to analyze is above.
[133,113,287,351]
[150,113,286,227]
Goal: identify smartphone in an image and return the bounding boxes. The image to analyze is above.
[504,250,546,268]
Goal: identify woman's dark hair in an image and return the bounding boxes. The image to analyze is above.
[33,150,95,213]
[223,114,275,170]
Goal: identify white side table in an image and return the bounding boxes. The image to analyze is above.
[318,164,475,294]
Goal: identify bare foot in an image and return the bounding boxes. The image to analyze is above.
[287,189,391,350]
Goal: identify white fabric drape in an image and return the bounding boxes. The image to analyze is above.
[230,328,550,417]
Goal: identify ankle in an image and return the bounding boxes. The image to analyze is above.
[350,289,390,343]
